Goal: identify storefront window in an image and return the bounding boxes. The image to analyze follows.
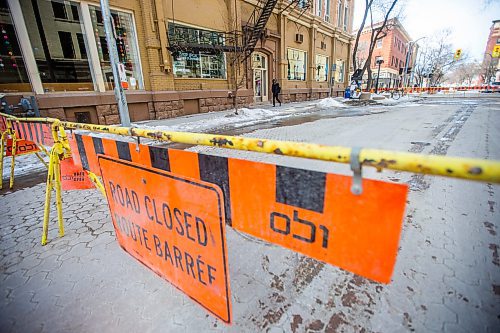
[20,0,92,92]
[335,59,345,83]
[168,23,226,79]
[287,48,306,81]
[0,0,30,92]
[89,5,143,90]
[316,55,328,82]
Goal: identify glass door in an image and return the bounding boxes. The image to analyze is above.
[252,52,268,102]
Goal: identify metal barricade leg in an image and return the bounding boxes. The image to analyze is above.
[9,136,16,189]
[53,153,64,237]
[42,147,57,245]
[87,170,106,197]
[0,131,5,190]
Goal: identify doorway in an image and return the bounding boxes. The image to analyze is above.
[252,52,268,102]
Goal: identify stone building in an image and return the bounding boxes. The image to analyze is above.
[481,19,500,84]
[1,0,354,124]
[353,17,416,89]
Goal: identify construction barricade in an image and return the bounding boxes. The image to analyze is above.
[1,112,500,323]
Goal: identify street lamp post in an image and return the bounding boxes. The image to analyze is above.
[375,58,384,94]
[99,0,131,126]
[403,37,426,88]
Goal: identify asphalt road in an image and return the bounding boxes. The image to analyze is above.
[1,96,499,332]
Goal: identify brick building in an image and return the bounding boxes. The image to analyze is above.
[481,19,500,83]
[0,0,354,124]
[353,17,416,88]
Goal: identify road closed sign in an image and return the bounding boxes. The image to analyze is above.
[98,155,231,323]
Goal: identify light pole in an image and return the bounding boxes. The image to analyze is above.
[375,58,384,94]
[403,37,426,88]
[99,0,131,126]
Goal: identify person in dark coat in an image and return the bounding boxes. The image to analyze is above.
[271,79,281,107]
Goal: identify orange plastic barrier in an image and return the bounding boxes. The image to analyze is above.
[70,133,408,283]
[98,155,231,322]
[4,139,39,156]
[60,157,94,191]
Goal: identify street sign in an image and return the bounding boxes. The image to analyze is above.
[493,44,500,58]
[98,155,231,323]
[454,49,462,60]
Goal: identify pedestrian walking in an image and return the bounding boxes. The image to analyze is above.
[272,79,281,107]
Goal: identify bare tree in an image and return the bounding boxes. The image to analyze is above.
[446,61,480,86]
[351,0,402,88]
[413,30,465,87]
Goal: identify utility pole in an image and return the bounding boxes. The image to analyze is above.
[407,37,426,87]
[402,43,411,88]
[99,0,131,126]
[375,58,384,94]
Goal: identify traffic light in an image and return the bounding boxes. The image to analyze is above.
[493,45,500,58]
[406,67,412,74]
[454,49,462,60]
[399,67,403,75]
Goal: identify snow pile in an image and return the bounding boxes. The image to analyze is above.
[236,108,276,118]
[316,98,347,109]
[374,95,412,105]
[144,107,284,133]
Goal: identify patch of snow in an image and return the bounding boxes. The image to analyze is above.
[374,95,417,106]
[316,98,348,109]
[143,107,291,133]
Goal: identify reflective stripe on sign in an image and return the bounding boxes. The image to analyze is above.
[10,122,54,147]
[98,155,231,323]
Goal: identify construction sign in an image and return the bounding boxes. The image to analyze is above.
[229,159,407,283]
[4,139,39,156]
[60,157,94,191]
[493,44,500,58]
[71,134,408,284]
[98,155,231,323]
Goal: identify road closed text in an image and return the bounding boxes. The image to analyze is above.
[98,156,231,323]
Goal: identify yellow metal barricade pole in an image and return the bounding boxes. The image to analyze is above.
[87,170,106,197]
[1,113,499,184]
[41,122,65,245]
[9,132,16,189]
[56,122,500,184]
[0,130,6,190]
[42,146,56,245]
[34,152,48,169]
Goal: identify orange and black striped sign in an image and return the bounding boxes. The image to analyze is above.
[0,115,7,132]
[69,133,408,283]
[10,121,54,147]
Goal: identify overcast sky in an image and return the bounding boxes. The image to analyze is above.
[353,0,500,61]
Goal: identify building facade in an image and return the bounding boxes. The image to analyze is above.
[353,18,416,88]
[0,0,354,124]
[481,19,500,84]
